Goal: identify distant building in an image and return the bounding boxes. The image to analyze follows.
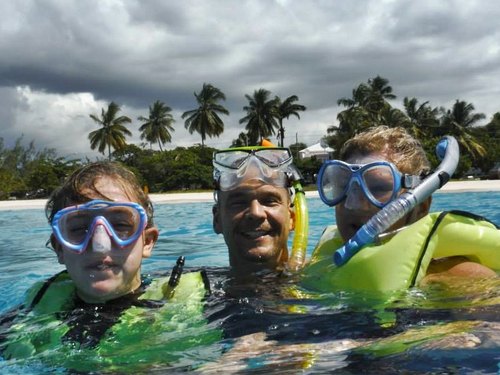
[298,142,334,162]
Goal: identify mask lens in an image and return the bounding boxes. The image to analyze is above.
[254,149,292,167]
[362,165,396,204]
[58,211,92,245]
[106,206,141,240]
[214,150,250,169]
[54,201,145,249]
[320,163,352,205]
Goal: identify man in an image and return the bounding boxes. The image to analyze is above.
[212,144,306,274]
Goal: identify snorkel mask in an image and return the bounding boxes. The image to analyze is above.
[52,200,148,253]
[212,144,308,270]
[317,160,424,209]
[213,147,297,191]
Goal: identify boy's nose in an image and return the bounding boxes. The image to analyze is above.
[91,224,112,253]
[343,182,373,211]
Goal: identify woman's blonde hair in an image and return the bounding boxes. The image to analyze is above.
[340,126,431,175]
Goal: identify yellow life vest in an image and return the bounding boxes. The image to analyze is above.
[301,211,500,293]
[1,270,221,372]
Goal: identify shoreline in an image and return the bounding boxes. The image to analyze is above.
[0,180,499,211]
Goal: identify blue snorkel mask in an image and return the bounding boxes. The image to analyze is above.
[317,160,424,209]
[51,200,148,253]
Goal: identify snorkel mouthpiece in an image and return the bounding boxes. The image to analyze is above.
[91,224,112,253]
[334,136,460,266]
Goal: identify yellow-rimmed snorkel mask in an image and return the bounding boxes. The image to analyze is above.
[212,142,309,271]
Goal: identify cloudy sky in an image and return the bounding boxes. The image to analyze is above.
[1,0,499,159]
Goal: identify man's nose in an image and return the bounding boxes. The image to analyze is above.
[343,182,373,210]
[90,224,112,253]
[246,199,266,219]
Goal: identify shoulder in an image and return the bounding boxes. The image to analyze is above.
[309,225,343,262]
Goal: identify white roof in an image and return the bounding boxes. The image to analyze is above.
[299,142,334,155]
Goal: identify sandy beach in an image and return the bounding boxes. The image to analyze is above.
[0,179,499,211]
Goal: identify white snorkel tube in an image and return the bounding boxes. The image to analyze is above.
[334,136,460,266]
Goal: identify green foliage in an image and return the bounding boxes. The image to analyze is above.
[0,137,81,199]
[112,145,217,192]
[297,159,323,185]
[326,76,499,178]
[289,142,307,161]
[2,78,499,202]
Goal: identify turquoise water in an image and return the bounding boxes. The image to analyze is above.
[0,192,499,373]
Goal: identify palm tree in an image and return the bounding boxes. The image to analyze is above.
[181,83,229,146]
[367,76,396,99]
[328,107,371,158]
[402,97,439,138]
[485,112,500,139]
[240,89,279,143]
[138,100,175,151]
[337,76,395,114]
[362,75,396,114]
[337,84,370,108]
[379,106,409,128]
[439,100,487,159]
[274,95,306,147]
[335,76,396,138]
[231,132,250,147]
[89,102,132,160]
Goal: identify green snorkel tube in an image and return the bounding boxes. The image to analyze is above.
[334,136,460,266]
[212,143,309,271]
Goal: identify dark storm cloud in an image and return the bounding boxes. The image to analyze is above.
[1,0,499,156]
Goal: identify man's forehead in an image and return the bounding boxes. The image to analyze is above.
[221,181,288,197]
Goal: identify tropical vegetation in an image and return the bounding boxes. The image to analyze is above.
[181,83,229,147]
[88,102,132,159]
[138,100,175,151]
[325,76,496,176]
[1,77,499,200]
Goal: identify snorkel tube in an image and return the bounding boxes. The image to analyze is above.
[288,169,309,271]
[334,136,459,266]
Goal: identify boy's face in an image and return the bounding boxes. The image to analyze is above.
[52,176,158,303]
[213,179,294,273]
[335,152,430,242]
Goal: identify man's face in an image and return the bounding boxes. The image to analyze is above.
[214,180,294,273]
[53,176,157,303]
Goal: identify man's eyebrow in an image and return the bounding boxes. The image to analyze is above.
[225,189,253,200]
